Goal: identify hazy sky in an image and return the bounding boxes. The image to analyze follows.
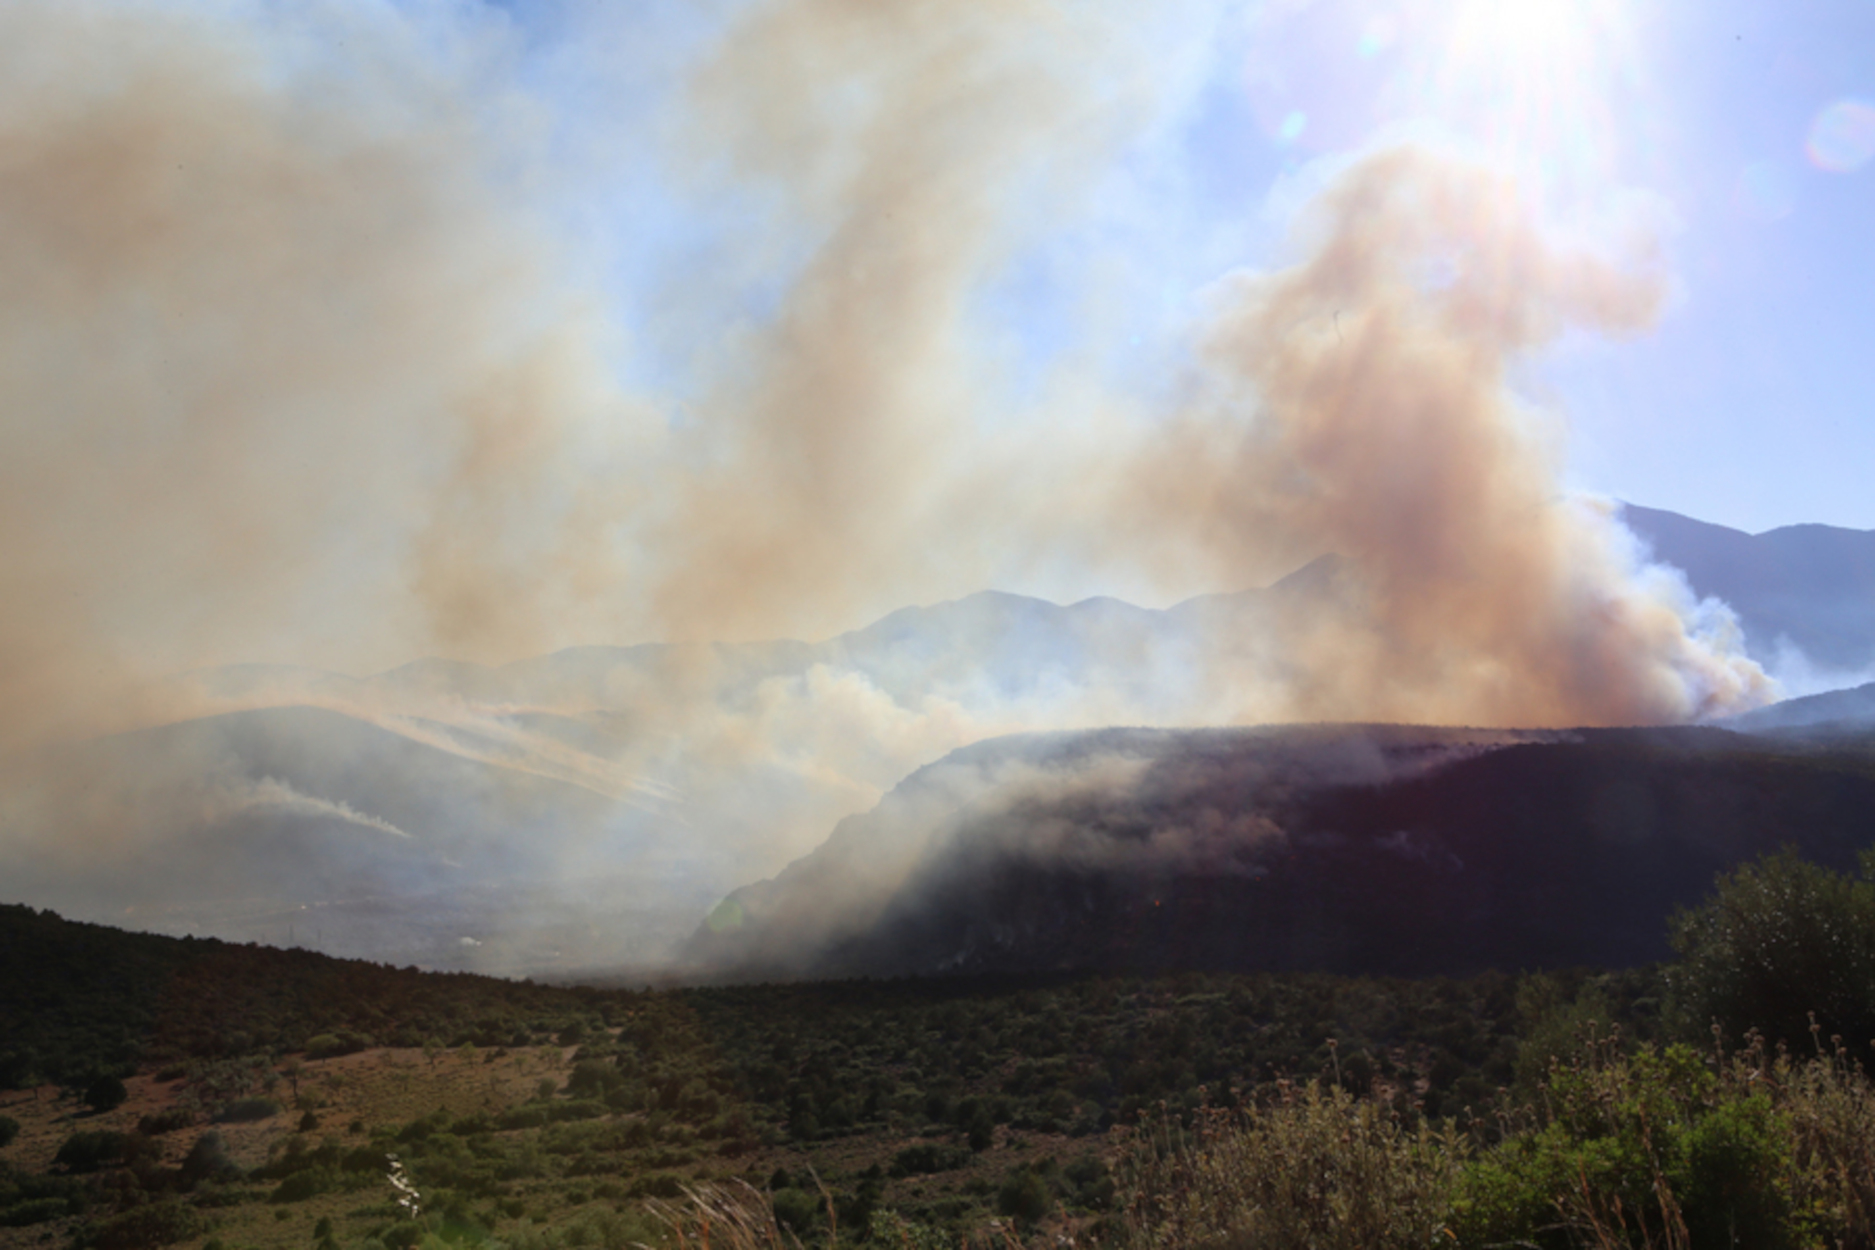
[2,0,1871,699]
[497,0,1875,536]
[1252,0,1875,536]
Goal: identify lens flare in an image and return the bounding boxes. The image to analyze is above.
[1415,0,1641,199]
[1806,99,1875,173]
[1734,160,1798,221]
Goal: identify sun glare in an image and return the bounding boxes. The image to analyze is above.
[1448,0,1595,65]
[1423,0,1639,195]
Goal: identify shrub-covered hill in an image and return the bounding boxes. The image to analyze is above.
[3,898,1630,1120]
[0,899,1688,1250]
[0,904,604,1090]
[10,849,1875,1248]
[690,723,1875,981]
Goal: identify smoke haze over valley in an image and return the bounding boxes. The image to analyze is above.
[3,0,1874,978]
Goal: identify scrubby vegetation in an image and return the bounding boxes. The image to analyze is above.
[6,841,1875,1248]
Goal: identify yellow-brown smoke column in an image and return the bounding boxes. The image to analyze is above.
[0,2,635,752]
[1139,147,1773,726]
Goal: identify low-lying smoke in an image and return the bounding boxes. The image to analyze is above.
[0,0,1780,969]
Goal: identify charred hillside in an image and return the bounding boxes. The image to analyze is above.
[687,723,1875,982]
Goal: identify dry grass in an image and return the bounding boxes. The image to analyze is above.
[1109,1082,1465,1250]
[641,1179,1035,1250]
[1760,1024,1875,1244]
[641,1180,814,1250]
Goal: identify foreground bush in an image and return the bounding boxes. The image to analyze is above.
[1112,1083,1464,1250]
[1104,1028,1875,1250]
[1669,847,1875,1052]
[1456,1033,1793,1248]
[643,1180,814,1249]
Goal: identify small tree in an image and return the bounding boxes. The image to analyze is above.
[83,1075,129,1114]
[1668,847,1875,1051]
[180,1130,239,1187]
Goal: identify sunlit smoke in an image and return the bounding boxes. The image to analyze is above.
[1132,145,1772,727]
[0,0,644,753]
[0,0,1786,971]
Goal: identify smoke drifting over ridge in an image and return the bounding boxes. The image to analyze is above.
[1138,149,1773,725]
[0,0,1765,746]
[0,1,1785,967]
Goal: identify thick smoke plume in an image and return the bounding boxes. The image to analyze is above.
[0,1,633,753]
[0,0,1778,968]
[1139,148,1774,726]
[0,1,1765,750]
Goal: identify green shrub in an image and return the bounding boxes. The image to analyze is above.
[563,1060,623,1100]
[890,1142,972,1176]
[54,1130,156,1174]
[769,1186,821,1236]
[1668,847,1875,1051]
[90,1200,205,1250]
[380,1218,427,1250]
[179,1130,239,1187]
[0,1197,72,1227]
[215,1098,280,1123]
[135,1109,194,1136]
[1452,1034,1805,1250]
[83,1076,128,1114]
[496,1099,604,1132]
[868,1209,951,1249]
[304,1033,366,1060]
[996,1169,1052,1225]
[269,1167,340,1203]
[630,1173,686,1200]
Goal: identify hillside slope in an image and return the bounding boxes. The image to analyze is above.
[687,723,1875,981]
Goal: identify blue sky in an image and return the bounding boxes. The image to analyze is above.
[1554,1,1875,531]
[494,0,1875,535]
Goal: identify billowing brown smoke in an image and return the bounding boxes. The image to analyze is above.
[0,0,1783,970]
[651,2,1768,726]
[0,0,1767,765]
[0,1,633,753]
[1133,148,1773,726]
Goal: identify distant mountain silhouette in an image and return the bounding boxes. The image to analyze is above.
[1622,504,1875,672]
[22,563,1356,974]
[1727,681,1875,732]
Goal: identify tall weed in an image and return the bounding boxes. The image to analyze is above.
[1111,1083,1465,1250]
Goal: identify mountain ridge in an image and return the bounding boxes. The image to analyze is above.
[686,721,1875,982]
